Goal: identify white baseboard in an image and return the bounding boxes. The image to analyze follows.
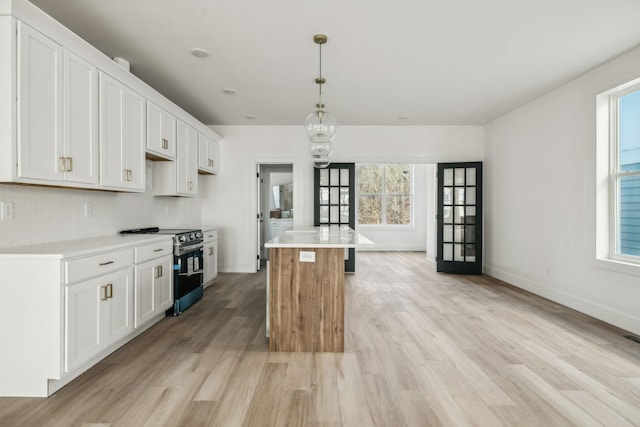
[219,263,256,273]
[485,264,640,336]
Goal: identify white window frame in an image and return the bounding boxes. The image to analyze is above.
[356,163,414,227]
[596,78,640,272]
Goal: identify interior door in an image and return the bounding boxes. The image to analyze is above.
[437,162,483,274]
[256,167,262,271]
[314,163,356,272]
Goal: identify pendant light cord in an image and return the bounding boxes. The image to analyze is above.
[318,42,323,108]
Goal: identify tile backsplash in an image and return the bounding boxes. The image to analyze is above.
[0,161,202,248]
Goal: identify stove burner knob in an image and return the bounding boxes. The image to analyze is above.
[195,232,202,238]
[190,233,195,240]
[179,235,187,242]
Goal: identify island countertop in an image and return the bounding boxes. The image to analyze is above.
[264,226,373,248]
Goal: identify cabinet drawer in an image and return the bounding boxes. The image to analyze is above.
[203,229,217,242]
[65,248,132,284]
[135,240,173,264]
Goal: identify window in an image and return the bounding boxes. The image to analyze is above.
[597,80,640,265]
[356,164,413,225]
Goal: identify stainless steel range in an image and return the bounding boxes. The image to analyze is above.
[121,227,204,315]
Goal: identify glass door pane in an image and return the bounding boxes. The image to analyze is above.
[437,162,482,274]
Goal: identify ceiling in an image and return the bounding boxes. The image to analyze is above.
[31,0,640,126]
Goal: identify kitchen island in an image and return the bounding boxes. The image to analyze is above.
[265,226,372,352]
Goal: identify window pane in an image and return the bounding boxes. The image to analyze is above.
[466,168,476,186]
[358,195,382,224]
[619,90,640,173]
[619,174,640,256]
[357,165,383,193]
[340,169,350,186]
[330,169,340,186]
[443,187,453,205]
[385,164,411,193]
[320,169,329,186]
[320,206,329,223]
[340,187,350,204]
[319,187,329,205]
[340,206,349,223]
[330,187,339,204]
[386,195,410,224]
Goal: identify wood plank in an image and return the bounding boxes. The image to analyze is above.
[269,247,344,352]
[0,253,639,426]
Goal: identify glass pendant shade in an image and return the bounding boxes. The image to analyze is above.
[304,110,337,143]
[308,140,332,159]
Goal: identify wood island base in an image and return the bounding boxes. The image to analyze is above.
[268,247,344,352]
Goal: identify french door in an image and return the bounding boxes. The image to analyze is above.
[437,162,483,274]
[314,163,356,272]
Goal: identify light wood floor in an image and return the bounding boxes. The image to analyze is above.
[1,252,639,426]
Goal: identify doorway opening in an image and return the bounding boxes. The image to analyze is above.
[256,163,294,271]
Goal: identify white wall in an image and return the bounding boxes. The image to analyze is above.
[0,160,203,248]
[201,125,484,272]
[485,45,640,336]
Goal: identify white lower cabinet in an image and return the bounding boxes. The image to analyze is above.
[203,228,218,288]
[65,267,133,373]
[0,234,172,397]
[134,255,173,328]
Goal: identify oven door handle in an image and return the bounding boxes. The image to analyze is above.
[177,242,203,256]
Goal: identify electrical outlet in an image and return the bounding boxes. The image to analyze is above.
[84,202,93,217]
[1,201,14,220]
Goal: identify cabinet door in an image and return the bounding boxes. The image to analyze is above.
[103,268,134,347]
[134,260,156,328]
[17,22,64,181]
[65,277,103,373]
[155,256,173,311]
[176,121,198,195]
[124,89,145,191]
[135,257,172,327]
[63,49,98,185]
[209,140,220,174]
[147,101,176,159]
[197,133,210,171]
[99,72,126,189]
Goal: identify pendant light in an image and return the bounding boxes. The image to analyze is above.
[304,34,336,168]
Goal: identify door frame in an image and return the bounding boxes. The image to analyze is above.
[436,161,483,274]
[252,159,297,273]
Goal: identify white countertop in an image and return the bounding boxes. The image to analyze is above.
[265,226,373,248]
[0,234,172,259]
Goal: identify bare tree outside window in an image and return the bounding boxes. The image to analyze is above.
[357,164,412,225]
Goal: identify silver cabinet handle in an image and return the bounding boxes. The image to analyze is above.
[127,169,132,181]
[66,157,73,172]
[153,248,164,253]
[59,157,66,172]
[159,265,163,277]
[209,247,214,256]
[162,138,168,149]
[106,283,113,299]
[99,261,114,266]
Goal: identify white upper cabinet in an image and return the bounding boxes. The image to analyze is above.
[99,72,145,191]
[1,4,222,192]
[152,120,198,196]
[18,22,99,186]
[17,22,64,182]
[198,133,220,175]
[176,121,198,195]
[146,101,176,160]
[63,49,99,185]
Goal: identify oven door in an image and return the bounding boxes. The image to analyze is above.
[174,243,204,300]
